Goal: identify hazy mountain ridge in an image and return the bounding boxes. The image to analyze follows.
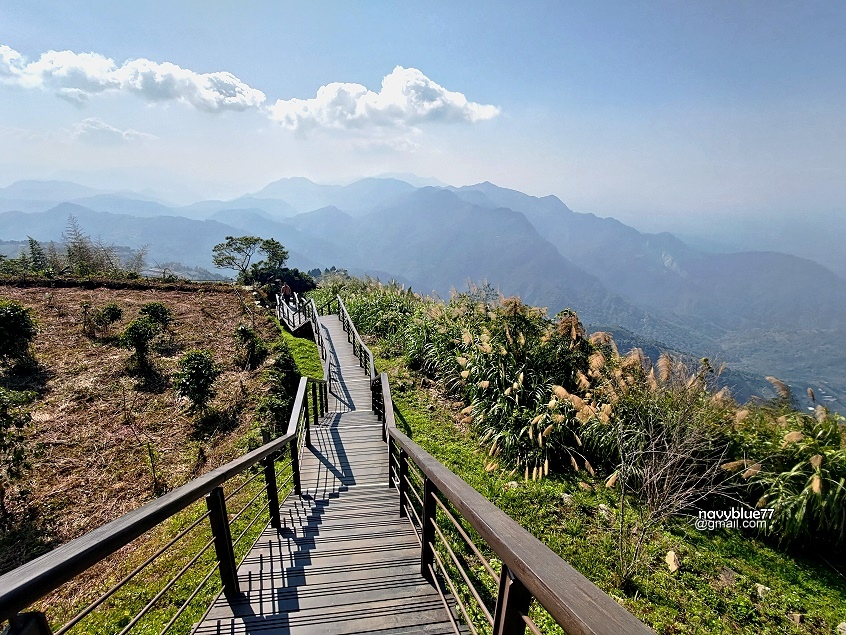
[251,176,416,214]
[1,176,843,407]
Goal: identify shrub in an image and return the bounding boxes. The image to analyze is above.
[174,350,221,412]
[235,324,268,370]
[258,338,301,436]
[0,300,37,363]
[100,302,123,324]
[139,302,174,329]
[257,393,293,438]
[82,302,123,338]
[735,407,846,547]
[0,388,33,521]
[265,339,300,396]
[120,317,160,369]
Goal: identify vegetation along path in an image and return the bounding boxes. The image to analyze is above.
[196,316,457,633]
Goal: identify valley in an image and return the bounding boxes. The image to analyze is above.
[1,176,844,410]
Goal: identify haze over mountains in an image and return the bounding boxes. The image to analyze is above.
[1,176,844,408]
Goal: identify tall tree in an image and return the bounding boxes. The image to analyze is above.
[212,236,264,282]
[27,238,48,273]
[212,236,292,284]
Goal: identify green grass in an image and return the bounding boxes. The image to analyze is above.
[278,322,324,379]
[37,454,295,634]
[376,350,846,635]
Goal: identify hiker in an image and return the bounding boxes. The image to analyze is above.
[281,281,293,306]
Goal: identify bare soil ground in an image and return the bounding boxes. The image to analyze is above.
[0,283,278,573]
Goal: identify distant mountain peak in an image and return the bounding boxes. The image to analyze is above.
[0,180,109,202]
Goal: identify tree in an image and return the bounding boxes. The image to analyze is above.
[0,300,37,363]
[120,317,160,369]
[58,216,144,279]
[27,238,49,274]
[175,350,221,412]
[139,302,174,329]
[212,236,292,285]
[63,215,95,277]
[212,236,264,282]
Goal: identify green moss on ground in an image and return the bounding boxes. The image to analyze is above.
[377,352,846,635]
[278,324,324,379]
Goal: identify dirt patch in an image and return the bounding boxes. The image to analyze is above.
[0,283,278,571]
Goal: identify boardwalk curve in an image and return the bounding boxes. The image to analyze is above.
[196,317,458,634]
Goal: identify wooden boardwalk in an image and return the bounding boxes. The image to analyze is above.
[196,317,457,634]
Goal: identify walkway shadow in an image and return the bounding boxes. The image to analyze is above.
[324,326,354,412]
[217,492,337,634]
[306,415,355,488]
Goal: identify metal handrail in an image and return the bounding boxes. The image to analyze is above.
[0,374,329,627]
[307,298,327,362]
[378,373,654,635]
[277,295,327,364]
[334,294,375,381]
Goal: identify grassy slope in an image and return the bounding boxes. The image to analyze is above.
[378,353,846,635]
[279,323,324,379]
[0,284,314,633]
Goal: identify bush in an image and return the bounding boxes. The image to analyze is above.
[235,324,268,370]
[100,302,123,324]
[82,302,123,338]
[0,300,37,363]
[265,339,300,396]
[120,317,160,368]
[174,350,221,412]
[139,302,174,329]
[734,407,846,547]
[0,388,33,521]
[258,338,301,437]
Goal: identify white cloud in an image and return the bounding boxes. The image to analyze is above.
[0,44,265,112]
[112,59,265,112]
[70,118,158,144]
[56,87,91,106]
[0,45,500,136]
[267,66,500,130]
[0,45,26,79]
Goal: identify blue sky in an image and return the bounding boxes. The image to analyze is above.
[1,1,844,230]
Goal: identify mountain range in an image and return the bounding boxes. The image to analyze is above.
[1,177,843,408]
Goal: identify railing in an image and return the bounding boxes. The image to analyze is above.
[277,294,326,362]
[326,295,379,414]
[374,374,654,635]
[0,375,331,635]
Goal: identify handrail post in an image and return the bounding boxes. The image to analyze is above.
[388,436,396,489]
[492,565,532,635]
[303,399,311,448]
[371,378,381,421]
[420,477,436,582]
[399,449,408,517]
[206,486,239,597]
[7,612,52,635]
[311,382,319,424]
[263,452,281,530]
[290,439,302,496]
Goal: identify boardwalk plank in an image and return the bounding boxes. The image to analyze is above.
[195,315,458,634]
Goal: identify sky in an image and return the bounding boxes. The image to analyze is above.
[1,1,844,231]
